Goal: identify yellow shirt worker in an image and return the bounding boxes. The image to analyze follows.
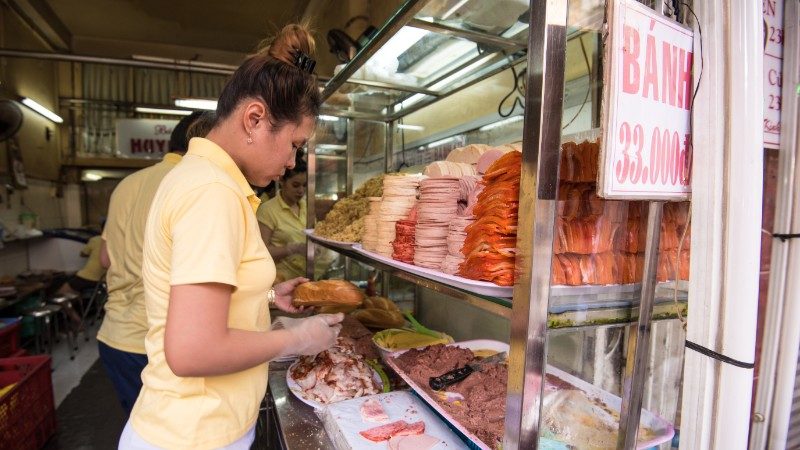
[256,159,308,281]
[98,111,204,415]
[76,236,105,282]
[121,24,343,450]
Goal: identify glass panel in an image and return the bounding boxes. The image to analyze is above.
[327,81,435,118]
[416,0,530,42]
[541,0,686,447]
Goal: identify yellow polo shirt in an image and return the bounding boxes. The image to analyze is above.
[256,193,307,280]
[99,153,182,354]
[131,138,275,449]
[76,236,105,282]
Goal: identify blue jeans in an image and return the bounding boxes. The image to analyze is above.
[98,341,148,415]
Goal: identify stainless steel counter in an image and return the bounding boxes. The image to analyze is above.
[266,361,335,450]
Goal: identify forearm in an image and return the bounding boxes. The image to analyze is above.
[267,245,290,261]
[167,327,294,377]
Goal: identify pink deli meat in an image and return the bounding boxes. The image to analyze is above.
[388,434,441,450]
[359,420,426,442]
[360,398,389,423]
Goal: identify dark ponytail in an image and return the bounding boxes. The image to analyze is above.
[216,24,320,127]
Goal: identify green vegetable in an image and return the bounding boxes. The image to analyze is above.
[401,311,442,339]
[366,359,391,393]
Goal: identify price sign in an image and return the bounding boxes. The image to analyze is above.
[115,118,178,159]
[763,0,783,149]
[599,0,693,200]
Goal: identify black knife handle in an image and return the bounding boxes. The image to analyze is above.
[429,365,475,391]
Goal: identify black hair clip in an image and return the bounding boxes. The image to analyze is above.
[293,51,316,74]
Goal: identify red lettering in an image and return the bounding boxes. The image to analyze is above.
[662,43,678,107]
[130,139,142,153]
[677,50,693,110]
[764,0,776,17]
[156,139,166,152]
[143,139,154,153]
[642,33,659,101]
[622,25,641,94]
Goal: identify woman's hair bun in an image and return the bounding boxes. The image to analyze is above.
[261,23,316,67]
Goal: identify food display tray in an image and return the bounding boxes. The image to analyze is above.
[352,245,514,298]
[286,360,383,410]
[318,391,464,450]
[384,340,675,450]
[305,229,357,250]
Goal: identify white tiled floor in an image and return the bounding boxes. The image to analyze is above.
[47,322,101,406]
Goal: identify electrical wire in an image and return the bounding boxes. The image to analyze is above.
[562,36,592,130]
[497,55,525,118]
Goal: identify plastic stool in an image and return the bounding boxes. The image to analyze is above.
[41,304,76,360]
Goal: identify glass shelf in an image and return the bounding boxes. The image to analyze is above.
[321,0,528,121]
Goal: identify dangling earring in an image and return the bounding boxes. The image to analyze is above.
[247,131,253,144]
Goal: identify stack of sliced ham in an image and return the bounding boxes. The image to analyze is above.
[376,175,422,257]
[414,177,461,269]
[361,197,382,252]
[459,151,521,286]
[392,207,418,264]
[359,420,425,442]
[440,216,474,275]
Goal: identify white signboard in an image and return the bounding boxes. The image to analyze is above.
[763,0,783,149]
[115,118,178,159]
[599,0,693,200]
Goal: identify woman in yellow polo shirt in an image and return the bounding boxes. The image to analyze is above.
[257,154,308,282]
[120,24,343,450]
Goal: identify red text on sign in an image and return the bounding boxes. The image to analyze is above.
[622,23,693,110]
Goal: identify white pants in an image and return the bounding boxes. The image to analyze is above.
[118,420,256,450]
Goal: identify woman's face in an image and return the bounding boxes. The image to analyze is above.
[247,114,315,187]
[281,172,307,205]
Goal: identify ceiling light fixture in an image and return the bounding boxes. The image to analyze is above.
[174,98,217,110]
[397,124,424,131]
[319,115,340,122]
[479,115,524,132]
[427,136,456,148]
[135,107,193,116]
[20,97,63,123]
[83,172,103,181]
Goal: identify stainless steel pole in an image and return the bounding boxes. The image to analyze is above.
[503,0,569,449]
[346,119,355,196]
[617,201,664,449]
[306,138,317,280]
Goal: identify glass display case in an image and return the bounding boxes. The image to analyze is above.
[305,0,689,448]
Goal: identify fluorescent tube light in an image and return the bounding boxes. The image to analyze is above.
[479,115,524,132]
[429,54,496,91]
[21,97,63,123]
[319,115,340,122]
[83,172,103,181]
[397,124,424,131]
[135,107,193,116]
[174,98,217,110]
[427,137,456,148]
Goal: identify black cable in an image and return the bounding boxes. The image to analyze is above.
[562,36,592,130]
[685,340,755,369]
[681,2,703,116]
[772,233,800,242]
[498,55,525,118]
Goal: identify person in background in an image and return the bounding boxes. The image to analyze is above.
[97,110,205,415]
[120,24,342,450]
[56,233,106,326]
[257,152,308,282]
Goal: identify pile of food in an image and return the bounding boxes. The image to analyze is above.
[391,344,660,449]
[552,140,691,286]
[289,338,381,405]
[314,174,385,242]
[459,151,522,286]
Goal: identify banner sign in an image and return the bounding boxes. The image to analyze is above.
[763,0,783,149]
[115,118,178,158]
[599,0,693,200]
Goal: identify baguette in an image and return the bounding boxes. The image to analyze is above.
[292,280,365,307]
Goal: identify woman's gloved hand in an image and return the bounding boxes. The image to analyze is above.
[275,313,344,356]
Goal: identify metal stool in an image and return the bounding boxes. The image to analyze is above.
[48,295,80,356]
[22,308,55,355]
[79,280,107,342]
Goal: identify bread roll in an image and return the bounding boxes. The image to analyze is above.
[351,309,405,329]
[292,280,365,307]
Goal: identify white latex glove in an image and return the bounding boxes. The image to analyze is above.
[276,313,344,356]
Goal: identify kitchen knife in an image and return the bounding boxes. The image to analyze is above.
[429,351,507,391]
